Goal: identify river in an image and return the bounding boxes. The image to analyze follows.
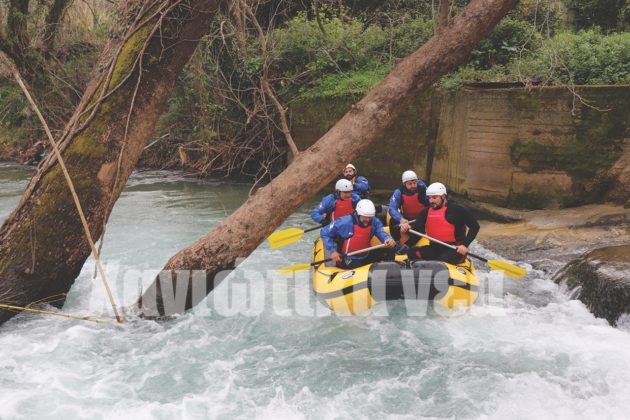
[1,163,630,419]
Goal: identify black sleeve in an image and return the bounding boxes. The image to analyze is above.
[451,203,479,247]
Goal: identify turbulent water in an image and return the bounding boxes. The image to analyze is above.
[1,163,630,419]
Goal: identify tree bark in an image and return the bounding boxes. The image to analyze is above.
[136,0,520,317]
[0,0,225,325]
[42,0,71,52]
[439,0,451,33]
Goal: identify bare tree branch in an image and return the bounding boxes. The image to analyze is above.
[42,0,72,52]
[240,0,299,157]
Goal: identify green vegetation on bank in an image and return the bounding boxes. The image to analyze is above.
[268,1,630,97]
[1,0,629,173]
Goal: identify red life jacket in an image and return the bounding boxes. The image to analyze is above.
[331,198,354,221]
[426,205,456,243]
[342,222,372,257]
[401,191,425,220]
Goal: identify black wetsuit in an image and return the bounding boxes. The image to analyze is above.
[406,201,480,264]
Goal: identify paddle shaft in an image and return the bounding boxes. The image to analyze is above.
[311,243,388,267]
[304,225,324,234]
[407,229,488,263]
[278,217,413,240]
[307,217,414,234]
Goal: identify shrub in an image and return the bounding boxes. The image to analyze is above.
[565,0,628,32]
[470,17,542,70]
[512,30,630,84]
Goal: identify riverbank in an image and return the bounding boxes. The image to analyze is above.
[472,202,630,273]
[466,200,630,326]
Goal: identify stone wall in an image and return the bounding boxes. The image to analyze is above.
[290,85,630,207]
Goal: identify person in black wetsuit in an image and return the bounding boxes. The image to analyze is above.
[399,182,479,264]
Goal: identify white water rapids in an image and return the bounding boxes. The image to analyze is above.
[1,164,630,419]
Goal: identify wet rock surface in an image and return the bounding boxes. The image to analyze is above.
[554,245,630,326]
[472,202,630,326]
[475,203,630,274]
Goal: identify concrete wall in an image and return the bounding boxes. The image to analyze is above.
[290,91,439,191]
[290,85,630,208]
[434,85,630,208]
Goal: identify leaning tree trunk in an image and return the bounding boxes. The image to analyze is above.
[137,0,519,317]
[0,0,225,325]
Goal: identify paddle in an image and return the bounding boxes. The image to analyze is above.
[277,244,388,274]
[407,229,528,279]
[268,217,414,249]
[267,225,323,249]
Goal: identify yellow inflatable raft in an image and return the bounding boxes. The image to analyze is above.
[312,237,479,314]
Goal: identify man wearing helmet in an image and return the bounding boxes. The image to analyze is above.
[320,199,396,269]
[311,179,361,225]
[388,170,428,242]
[400,182,479,264]
[343,163,370,199]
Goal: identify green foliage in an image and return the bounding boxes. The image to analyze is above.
[386,18,434,59]
[273,10,432,97]
[0,85,34,159]
[442,29,630,89]
[0,86,29,127]
[440,16,544,91]
[439,65,511,93]
[275,13,373,75]
[302,67,391,99]
[566,0,628,32]
[5,0,628,179]
[513,30,630,84]
[470,17,542,69]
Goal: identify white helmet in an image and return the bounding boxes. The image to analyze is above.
[344,163,356,171]
[356,199,376,217]
[426,182,447,196]
[402,170,418,183]
[335,179,353,192]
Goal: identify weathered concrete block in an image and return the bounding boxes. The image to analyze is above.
[291,85,630,207]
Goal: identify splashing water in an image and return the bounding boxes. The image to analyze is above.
[1,164,630,419]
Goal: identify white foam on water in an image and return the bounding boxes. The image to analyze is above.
[2,169,630,419]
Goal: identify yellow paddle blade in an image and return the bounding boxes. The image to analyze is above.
[276,263,312,275]
[487,260,528,280]
[267,228,304,249]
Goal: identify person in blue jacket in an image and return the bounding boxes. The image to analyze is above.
[388,170,428,242]
[343,163,370,199]
[320,199,396,269]
[311,179,361,225]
